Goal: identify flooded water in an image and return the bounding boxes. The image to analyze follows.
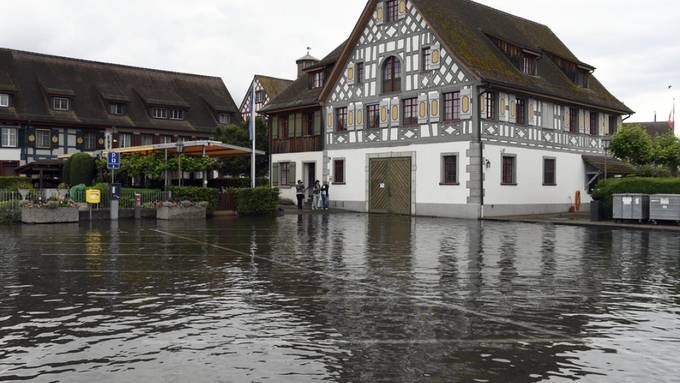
[0,214,679,382]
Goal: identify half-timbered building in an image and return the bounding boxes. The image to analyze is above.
[320,0,633,218]
[239,75,293,120]
[261,45,345,202]
[0,48,240,180]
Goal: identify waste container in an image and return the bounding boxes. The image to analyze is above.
[649,194,680,223]
[612,193,649,222]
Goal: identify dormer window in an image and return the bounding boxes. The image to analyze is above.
[169,109,184,120]
[311,71,325,89]
[218,113,231,124]
[52,97,70,111]
[109,102,126,115]
[151,107,168,119]
[548,53,591,88]
[490,36,539,76]
[0,93,9,108]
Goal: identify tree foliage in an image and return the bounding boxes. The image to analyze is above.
[95,153,219,181]
[212,118,269,177]
[652,132,680,175]
[609,125,653,166]
[69,153,96,186]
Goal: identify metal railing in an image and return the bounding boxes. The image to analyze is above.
[1,188,168,211]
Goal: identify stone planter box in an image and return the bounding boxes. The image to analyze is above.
[21,207,79,224]
[156,206,206,220]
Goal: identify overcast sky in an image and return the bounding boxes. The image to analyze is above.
[1,0,678,122]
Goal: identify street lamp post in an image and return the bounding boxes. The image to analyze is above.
[602,137,611,181]
[176,141,184,187]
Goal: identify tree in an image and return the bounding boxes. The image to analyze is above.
[68,153,96,186]
[213,118,269,177]
[609,124,653,166]
[653,132,680,176]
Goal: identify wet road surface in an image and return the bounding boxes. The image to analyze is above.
[1,214,679,382]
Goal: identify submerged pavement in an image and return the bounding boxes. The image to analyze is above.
[1,215,679,382]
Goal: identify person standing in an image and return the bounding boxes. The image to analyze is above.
[321,181,330,210]
[295,180,305,210]
[312,180,321,210]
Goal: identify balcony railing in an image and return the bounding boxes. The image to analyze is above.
[272,135,322,154]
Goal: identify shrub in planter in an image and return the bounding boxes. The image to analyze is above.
[0,176,34,191]
[69,184,87,202]
[155,200,208,220]
[0,201,20,224]
[592,177,680,214]
[168,186,219,214]
[68,153,96,186]
[234,187,279,216]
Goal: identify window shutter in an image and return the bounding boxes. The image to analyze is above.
[430,42,441,70]
[390,96,400,127]
[542,102,553,129]
[564,106,570,130]
[50,130,60,150]
[584,110,590,134]
[313,111,322,135]
[379,98,390,128]
[75,129,84,150]
[376,1,385,24]
[288,162,296,185]
[498,93,508,121]
[96,132,106,149]
[355,102,364,129]
[288,115,295,138]
[326,106,335,132]
[17,127,26,147]
[348,103,356,130]
[295,113,303,136]
[272,163,280,186]
[418,93,428,124]
[508,95,516,123]
[26,127,36,148]
[528,99,535,125]
[132,133,141,147]
[479,94,486,115]
[428,91,440,122]
[271,116,278,139]
[346,62,355,86]
[460,88,472,119]
[398,0,407,19]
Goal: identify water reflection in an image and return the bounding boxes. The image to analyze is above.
[0,215,679,382]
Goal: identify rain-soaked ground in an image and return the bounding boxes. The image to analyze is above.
[0,213,679,382]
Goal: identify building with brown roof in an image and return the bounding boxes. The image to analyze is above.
[239,75,294,120]
[0,48,240,179]
[314,0,632,218]
[623,121,674,138]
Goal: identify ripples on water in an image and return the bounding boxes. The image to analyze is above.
[0,215,679,382]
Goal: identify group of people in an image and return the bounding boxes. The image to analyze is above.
[295,180,330,210]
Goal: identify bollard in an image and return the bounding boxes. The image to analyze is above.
[111,199,119,221]
[134,193,142,219]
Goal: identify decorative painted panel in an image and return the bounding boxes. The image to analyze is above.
[428,91,440,122]
[417,93,428,124]
[460,88,472,119]
[390,96,400,127]
[379,98,390,128]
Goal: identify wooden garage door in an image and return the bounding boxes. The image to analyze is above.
[369,157,411,215]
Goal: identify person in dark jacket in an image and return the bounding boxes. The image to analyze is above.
[295,180,305,210]
[321,181,330,210]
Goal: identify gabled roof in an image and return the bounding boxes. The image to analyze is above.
[0,48,240,134]
[260,42,346,114]
[239,75,294,112]
[623,121,674,138]
[321,0,633,114]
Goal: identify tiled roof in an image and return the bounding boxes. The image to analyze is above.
[623,121,674,138]
[0,48,240,134]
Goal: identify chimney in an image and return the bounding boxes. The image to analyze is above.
[295,47,319,79]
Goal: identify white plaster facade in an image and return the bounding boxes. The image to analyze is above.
[0,148,21,162]
[272,151,324,202]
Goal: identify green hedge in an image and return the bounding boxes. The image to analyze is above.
[0,177,33,191]
[0,201,20,224]
[68,153,96,186]
[169,186,219,214]
[592,177,680,212]
[234,187,279,216]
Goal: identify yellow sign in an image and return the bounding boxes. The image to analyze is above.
[86,189,101,204]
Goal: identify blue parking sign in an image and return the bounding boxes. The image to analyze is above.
[107,152,121,170]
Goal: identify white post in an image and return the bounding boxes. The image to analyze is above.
[251,81,256,188]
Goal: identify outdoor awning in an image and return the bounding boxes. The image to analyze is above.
[582,155,635,175]
[15,159,64,175]
[58,140,265,159]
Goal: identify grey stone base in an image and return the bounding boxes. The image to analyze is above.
[21,207,79,224]
[330,200,367,212]
[80,208,156,221]
[417,203,481,219]
[483,203,590,217]
[157,206,207,220]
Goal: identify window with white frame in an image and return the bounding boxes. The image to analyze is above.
[36,129,51,148]
[169,109,185,120]
[160,135,173,144]
[119,133,132,148]
[218,113,231,124]
[151,107,169,119]
[141,134,154,146]
[83,132,98,151]
[0,127,18,147]
[0,93,9,107]
[52,97,70,111]
[109,103,126,115]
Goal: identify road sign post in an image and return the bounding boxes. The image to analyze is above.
[107,153,121,221]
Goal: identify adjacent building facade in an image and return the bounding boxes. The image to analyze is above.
[261,45,345,202]
[317,0,633,218]
[239,75,293,120]
[0,48,240,180]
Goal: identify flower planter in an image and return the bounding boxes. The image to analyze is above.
[156,206,207,220]
[21,207,79,224]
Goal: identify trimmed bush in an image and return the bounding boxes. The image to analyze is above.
[234,187,279,216]
[68,153,96,186]
[592,177,680,213]
[209,178,269,189]
[69,184,87,202]
[168,186,219,214]
[0,176,34,191]
[634,164,672,178]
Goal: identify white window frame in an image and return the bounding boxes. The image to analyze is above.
[0,94,9,107]
[52,97,70,111]
[119,133,132,148]
[169,109,185,120]
[83,132,98,151]
[160,135,173,144]
[218,113,231,124]
[109,103,125,115]
[36,129,51,148]
[1,127,18,148]
[151,107,169,119]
